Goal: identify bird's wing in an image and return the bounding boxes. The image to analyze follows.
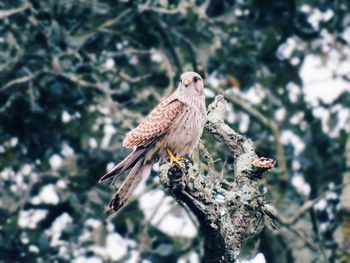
[123,97,185,148]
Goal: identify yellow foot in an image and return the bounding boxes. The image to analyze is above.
[166,147,184,167]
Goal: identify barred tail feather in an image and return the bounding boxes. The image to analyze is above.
[108,161,153,213]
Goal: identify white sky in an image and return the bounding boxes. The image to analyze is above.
[301,54,350,104]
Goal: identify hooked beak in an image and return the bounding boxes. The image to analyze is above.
[183,79,192,87]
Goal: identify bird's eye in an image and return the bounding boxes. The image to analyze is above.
[193,76,199,83]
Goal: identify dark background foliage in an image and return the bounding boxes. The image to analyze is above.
[0,0,349,262]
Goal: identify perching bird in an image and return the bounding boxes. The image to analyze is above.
[99,71,206,213]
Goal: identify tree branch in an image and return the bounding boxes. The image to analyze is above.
[0,2,31,19]
[159,95,275,262]
[211,86,288,182]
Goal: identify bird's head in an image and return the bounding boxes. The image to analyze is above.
[177,71,204,97]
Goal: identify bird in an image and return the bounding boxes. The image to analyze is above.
[99,71,207,213]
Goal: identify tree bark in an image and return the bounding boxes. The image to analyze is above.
[159,95,276,262]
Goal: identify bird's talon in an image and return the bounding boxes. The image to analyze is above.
[166,147,184,167]
[169,155,184,167]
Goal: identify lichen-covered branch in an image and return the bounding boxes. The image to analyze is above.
[159,95,276,262]
[211,86,288,189]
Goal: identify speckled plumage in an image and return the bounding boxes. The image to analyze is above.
[123,96,185,148]
[99,71,206,213]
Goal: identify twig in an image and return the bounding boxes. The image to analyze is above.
[98,8,132,30]
[0,71,43,92]
[0,2,31,19]
[198,140,220,184]
[264,182,350,226]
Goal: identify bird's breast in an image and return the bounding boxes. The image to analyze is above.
[162,97,206,157]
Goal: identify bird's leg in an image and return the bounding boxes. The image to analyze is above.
[166,147,184,166]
